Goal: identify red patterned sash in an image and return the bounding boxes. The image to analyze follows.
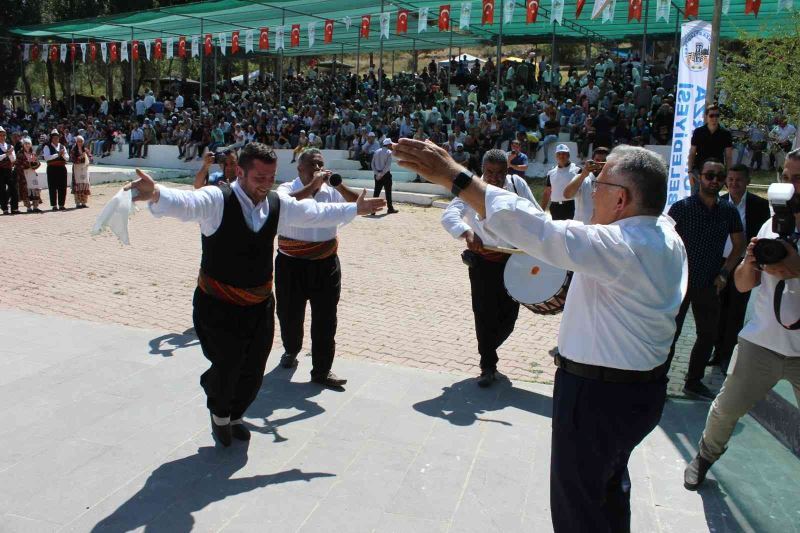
[278,236,338,260]
[473,248,511,263]
[197,270,272,306]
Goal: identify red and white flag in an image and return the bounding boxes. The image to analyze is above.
[361,15,371,38]
[110,42,119,62]
[291,24,300,47]
[744,0,761,15]
[154,38,163,60]
[69,43,77,62]
[576,0,586,17]
[527,0,540,22]
[89,42,97,62]
[49,45,58,62]
[439,5,451,30]
[482,0,495,24]
[231,31,240,54]
[397,9,409,33]
[324,19,334,43]
[684,0,699,17]
[259,28,269,50]
[628,0,642,21]
[178,36,187,58]
[204,33,213,56]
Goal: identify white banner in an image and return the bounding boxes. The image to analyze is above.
[777,0,793,11]
[100,42,107,63]
[666,20,713,210]
[380,12,390,39]
[166,38,174,59]
[419,7,429,32]
[218,33,227,55]
[656,0,671,21]
[343,16,351,30]
[592,0,613,18]
[23,44,30,61]
[40,45,47,62]
[551,0,564,24]
[245,30,254,53]
[504,0,515,22]
[308,22,316,48]
[602,0,616,22]
[60,44,67,63]
[120,41,128,62]
[191,36,199,57]
[460,2,472,28]
[276,26,285,50]
[144,39,151,60]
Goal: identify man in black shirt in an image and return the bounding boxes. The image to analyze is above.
[688,104,733,190]
[667,159,745,399]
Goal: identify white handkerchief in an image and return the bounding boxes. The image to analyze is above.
[92,188,135,245]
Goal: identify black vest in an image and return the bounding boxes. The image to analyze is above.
[200,184,280,288]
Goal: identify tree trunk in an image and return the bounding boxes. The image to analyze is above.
[224,56,232,84]
[106,63,114,100]
[122,62,131,104]
[243,59,249,86]
[21,63,32,105]
[46,60,57,103]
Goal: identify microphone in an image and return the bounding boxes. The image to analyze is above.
[328,173,343,187]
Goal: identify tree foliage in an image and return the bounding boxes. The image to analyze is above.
[719,14,800,129]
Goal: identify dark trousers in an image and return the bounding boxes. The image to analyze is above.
[46,166,68,208]
[467,254,520,372]
[550,368,667,533]
[128,141,142,158]
[374,173,394,210]
[360,151,374,170]
[549,200,575,221]
[275,252,341,380]
[0,167,18,212]
[193,288,275,420]
[668,286,721,383]
[714,273,751,373]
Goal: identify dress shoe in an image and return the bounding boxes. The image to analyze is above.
[387,208,399,214]
[311,372,347,387]
[706,355,723,367]
[231,422,251,441]
[210,415,232,447]
[58,206,67,211]
[683,381,717,401]
[684,453,714,490]
[477,370,496,388]
[280,351,298,368]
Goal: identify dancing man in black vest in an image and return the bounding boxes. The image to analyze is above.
[127,143,385,446]
[42,129,69,211]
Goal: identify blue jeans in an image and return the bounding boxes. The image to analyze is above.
[541,134,559,163]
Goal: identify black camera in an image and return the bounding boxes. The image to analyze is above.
[213,149,230,165]
[753,183,800,266]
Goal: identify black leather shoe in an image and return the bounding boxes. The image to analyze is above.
[684,381,717,401]
[684,453,714,490]
[231,423,251,441]
[706,355,723,367]
[477,370,496,388]
[210,415,232,447]
[311,372,347,387]
[387,208,399,214]
[280,352,298,368]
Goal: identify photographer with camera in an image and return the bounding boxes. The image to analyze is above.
[562,146,610,224]
[193,149,238,189]
[685,149,800,491]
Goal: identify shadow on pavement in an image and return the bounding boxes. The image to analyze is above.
[148,328,199,357]
[90,444,334,532]
[412,376,553,426]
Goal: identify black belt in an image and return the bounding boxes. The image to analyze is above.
[551,200,574,205]
[554,353,667,384]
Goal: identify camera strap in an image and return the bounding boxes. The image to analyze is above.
[773,281,800,330]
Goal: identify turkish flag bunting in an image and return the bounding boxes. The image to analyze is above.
[397,9,409,33]
[482,0,495,25]
[628,0,642,21]
[179,37,186,58]
[132,41,139,61]
[259,28,269,49]
[324,20,334,43]
[291,24,300,47]
[526,0,540,22]
[31,44,39,61]
[49,45,58,62]
[69,43,77,61]
[90,42,97,62]
[204,34,212,56]
[745,0,761,15]
[232,31,240,54]
[576,0,587,18]
[154,38,163,59]
[684,0,699,17]
[439,5,451,31]
[110,42,118,62]
[361,15,371,38]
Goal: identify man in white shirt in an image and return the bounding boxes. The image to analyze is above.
[144,90,155,111]
[175,93,184,110]
[126,143,385,446]
[134,95,146,119]
[359,131,381,170]
[275,149,361,387]
[579,78,600,106]
[371,138,398,214]
[685,149,800,491]
[42,129,69,211]
[442,149,542,387]
[99,96,109,116]
[541,144,582,220]
[0,126,19,215]
[562,146,610,224]
[393,140,687,533]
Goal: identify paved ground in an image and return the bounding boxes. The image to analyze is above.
[1,309,798,533]
[0,181,722,396]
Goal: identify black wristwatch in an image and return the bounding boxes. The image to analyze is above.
[451,170,475,197]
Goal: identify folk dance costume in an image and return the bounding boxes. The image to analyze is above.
[14,143,30,211]
[441,174,541,385]
[18,144,43,212]
[275,177,347,383]
[0,131,18,214]
[70,143,92,208]
[42,133,69,210]
[148,180,357,445]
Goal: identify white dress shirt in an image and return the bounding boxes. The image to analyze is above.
[482,186,688,371]
[149,181,356,237]
[738,219,800,357]
[442,175,542,248]
[572,173,594,224]
[546,163,582,202]
[276,177,346,243]
[0,142,16,163]
[42,143,69,162]
[723,192,747,258]
[371,147,393,178]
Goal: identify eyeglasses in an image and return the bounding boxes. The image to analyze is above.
[701,172,726,181]
[707,113,720,118]
[590,177,628,193]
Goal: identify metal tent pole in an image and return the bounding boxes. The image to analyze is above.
[551,21,557,90]
[707,0,722,105]
[674,10,680,53]
[130,28,135,111]
[641,0,650,76]
[378,0,385,111]
[391,50,395,76]
[213,40,217,93]
[279,10,285,107]
[71,35,76,112]
[199,19,204,110]
[356,30,361,77]
[495,14,503,105]
[447,23,453,120]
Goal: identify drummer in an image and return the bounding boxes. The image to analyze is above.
[441,148,542,387]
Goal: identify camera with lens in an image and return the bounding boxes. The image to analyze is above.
[753,183,800,266]
[213,149,230,165]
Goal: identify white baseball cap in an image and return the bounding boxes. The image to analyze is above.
[555,144,570,154]
[382,138,392,146]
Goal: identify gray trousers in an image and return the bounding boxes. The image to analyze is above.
[700,337,800,462]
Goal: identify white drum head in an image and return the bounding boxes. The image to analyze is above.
[504,254,567,305]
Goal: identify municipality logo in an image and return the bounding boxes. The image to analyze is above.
[682,26,711,72]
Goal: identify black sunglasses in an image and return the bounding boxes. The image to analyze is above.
[701,172,726,181]
[707,113,720,118]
